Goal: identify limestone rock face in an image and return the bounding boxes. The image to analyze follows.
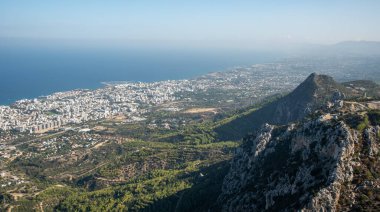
[364,126,380,157]
[217,111,380,211]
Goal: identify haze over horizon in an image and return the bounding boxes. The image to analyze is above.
[1,1,380,50]
[1,0,380,105]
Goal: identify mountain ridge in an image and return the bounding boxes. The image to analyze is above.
[214,73,354,141]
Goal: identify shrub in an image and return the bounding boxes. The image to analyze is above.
[357,115,369,131]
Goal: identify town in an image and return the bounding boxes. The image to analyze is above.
[1,57,379,135]
[0,63,310,134]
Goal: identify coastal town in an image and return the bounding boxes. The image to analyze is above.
[1,57,379,135]
[0,63,310,134]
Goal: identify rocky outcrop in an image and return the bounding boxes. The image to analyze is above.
[364,126,380,157]
[217,101,380,211]
[218,116,358,211]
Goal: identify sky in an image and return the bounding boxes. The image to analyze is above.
[1,0,380,49]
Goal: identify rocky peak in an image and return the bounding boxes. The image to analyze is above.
[289,73,346,101]
[214,73,351,141]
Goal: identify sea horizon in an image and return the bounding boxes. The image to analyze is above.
[0,46,282,105]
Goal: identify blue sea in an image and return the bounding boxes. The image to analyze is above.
[0,46,281,105]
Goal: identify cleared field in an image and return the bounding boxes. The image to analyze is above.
[183,108,219,114]
[367,101,380,109]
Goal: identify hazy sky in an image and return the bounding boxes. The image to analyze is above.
[1,0,380,49]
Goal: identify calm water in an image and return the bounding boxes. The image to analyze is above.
[0,46,281,105]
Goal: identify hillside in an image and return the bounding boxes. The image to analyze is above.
[214,73,352,140]
[343,80,380,99]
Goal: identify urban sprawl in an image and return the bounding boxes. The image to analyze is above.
[1,58,376,134]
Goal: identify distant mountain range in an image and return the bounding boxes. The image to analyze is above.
[298,40,380,57]
[330,41,380,55]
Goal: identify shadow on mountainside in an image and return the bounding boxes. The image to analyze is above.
[141,160,230,212]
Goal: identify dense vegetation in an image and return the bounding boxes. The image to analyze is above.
[3,94,272,211]
[4,149,233,211]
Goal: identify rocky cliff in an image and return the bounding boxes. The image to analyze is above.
[217,85,380,211]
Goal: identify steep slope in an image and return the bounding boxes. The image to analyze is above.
[215,73,351,140]
[217,101,380,211]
